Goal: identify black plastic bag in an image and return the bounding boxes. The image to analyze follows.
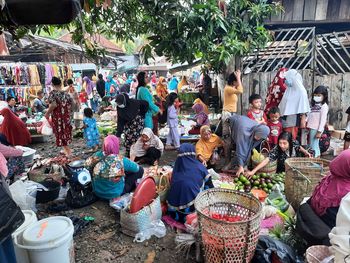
[252,236,302,263]
[65,183,97,208]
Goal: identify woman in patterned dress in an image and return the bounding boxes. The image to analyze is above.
[45,77,73,156]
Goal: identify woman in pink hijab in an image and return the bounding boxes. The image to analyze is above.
[310,149,350,227]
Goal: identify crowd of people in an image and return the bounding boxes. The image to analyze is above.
[1,67,350,261]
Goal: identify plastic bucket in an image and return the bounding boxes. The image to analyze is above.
[12,210,38,263]
[14,216,74,263]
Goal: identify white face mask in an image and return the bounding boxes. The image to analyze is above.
[117,104,125,108]
[313,96,322,103]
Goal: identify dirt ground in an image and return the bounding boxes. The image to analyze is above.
[31,136,197,263]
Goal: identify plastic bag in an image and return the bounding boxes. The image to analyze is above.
[109,193,133,211]
[9,180,39,211]
[266,185,289,212]
[252,235,303,263]
[133,220,166,243]
[41,118,53,136]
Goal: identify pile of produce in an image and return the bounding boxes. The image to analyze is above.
[234,172,285,194]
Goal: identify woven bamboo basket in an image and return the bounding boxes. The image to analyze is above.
[194,188,262,263]
[285,158,330,209]
[120,195,162,237]
[306,245,333,263]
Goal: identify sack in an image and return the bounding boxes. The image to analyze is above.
[0,176,25,243]
[41,118,53,136]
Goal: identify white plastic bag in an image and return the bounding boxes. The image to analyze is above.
[9,180,39,211]
[41,118,53,136]
[109,193,133,211]
[329,192,350,262]
[133,220,166,242]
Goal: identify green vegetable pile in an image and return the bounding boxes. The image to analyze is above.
[234,172,285,194]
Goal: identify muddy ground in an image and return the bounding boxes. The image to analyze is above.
[31,136,196,263]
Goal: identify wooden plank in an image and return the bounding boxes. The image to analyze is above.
[259,73,269,105]
[303,0,317,21]
[339,0,350,20]
[330,74,343,129]
[326,0,341,21]
[282,0,294,22]
[292,0,305,21]
[315,0,329,21]
[341,74,350,128]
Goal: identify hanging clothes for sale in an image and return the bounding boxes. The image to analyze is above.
[45,64,54,86]
[28,65,41,86]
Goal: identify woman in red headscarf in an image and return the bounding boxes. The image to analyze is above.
[264,67,288,114]
[0,108,31,146]
[310,149,350,228]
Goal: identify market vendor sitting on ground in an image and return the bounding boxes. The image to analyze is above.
[227,115,270,176]
[196,125,223,168]
[167,143,213,223]
[309,149,350,228]
[6,96,17,115]
[188,103,210,135]
[245,132,312,178]
[0,142,25,180]
[86,135,144,200]
[130,128,164,166]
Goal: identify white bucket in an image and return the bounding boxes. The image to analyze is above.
[12,210,38,263]
[14,216,75,263]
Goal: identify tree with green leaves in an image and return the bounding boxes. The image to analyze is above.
[1,0,281,75]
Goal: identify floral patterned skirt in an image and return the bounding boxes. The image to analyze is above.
[123,115,144,157]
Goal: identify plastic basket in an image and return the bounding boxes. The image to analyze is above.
[285,158,330,209]
[194,188,262,263]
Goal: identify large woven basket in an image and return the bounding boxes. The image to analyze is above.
[194,188,262,263]
[306,245,333,263]
[120,195,162,237]
[285,158,330,209]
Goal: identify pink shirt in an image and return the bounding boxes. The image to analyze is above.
[307,103,329,133]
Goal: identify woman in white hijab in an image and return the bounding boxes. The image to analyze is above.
[279,69,310,140]
[130,128,164,165]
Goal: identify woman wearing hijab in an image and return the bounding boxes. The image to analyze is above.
[167,143,213,223]
[105,76,117,97]
[45,77,73,156]
[227,115,270,176]
[82,76,94,107]
[0,108,31,146]
[85,135,144,200]
[130,128,164,165]
[279,69,310,140]
[188,103,210,135]
[193,98,209,114]
[310,150,350,228]
[196,125,223,167]
[136,71,160,129]
[115,93,148,156]
[177,76,188,93]
[156,77,168,102]
[264,67,288,114]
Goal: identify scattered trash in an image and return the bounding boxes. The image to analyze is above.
[144,251,156,263]
[133,220,166,243]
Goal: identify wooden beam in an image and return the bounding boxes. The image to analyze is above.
[315,0,329,21]
[326,0,341,21]
[292,0,305,21]
[282,0,294,22]
[303,0,317,21]
[339,0,350,20]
